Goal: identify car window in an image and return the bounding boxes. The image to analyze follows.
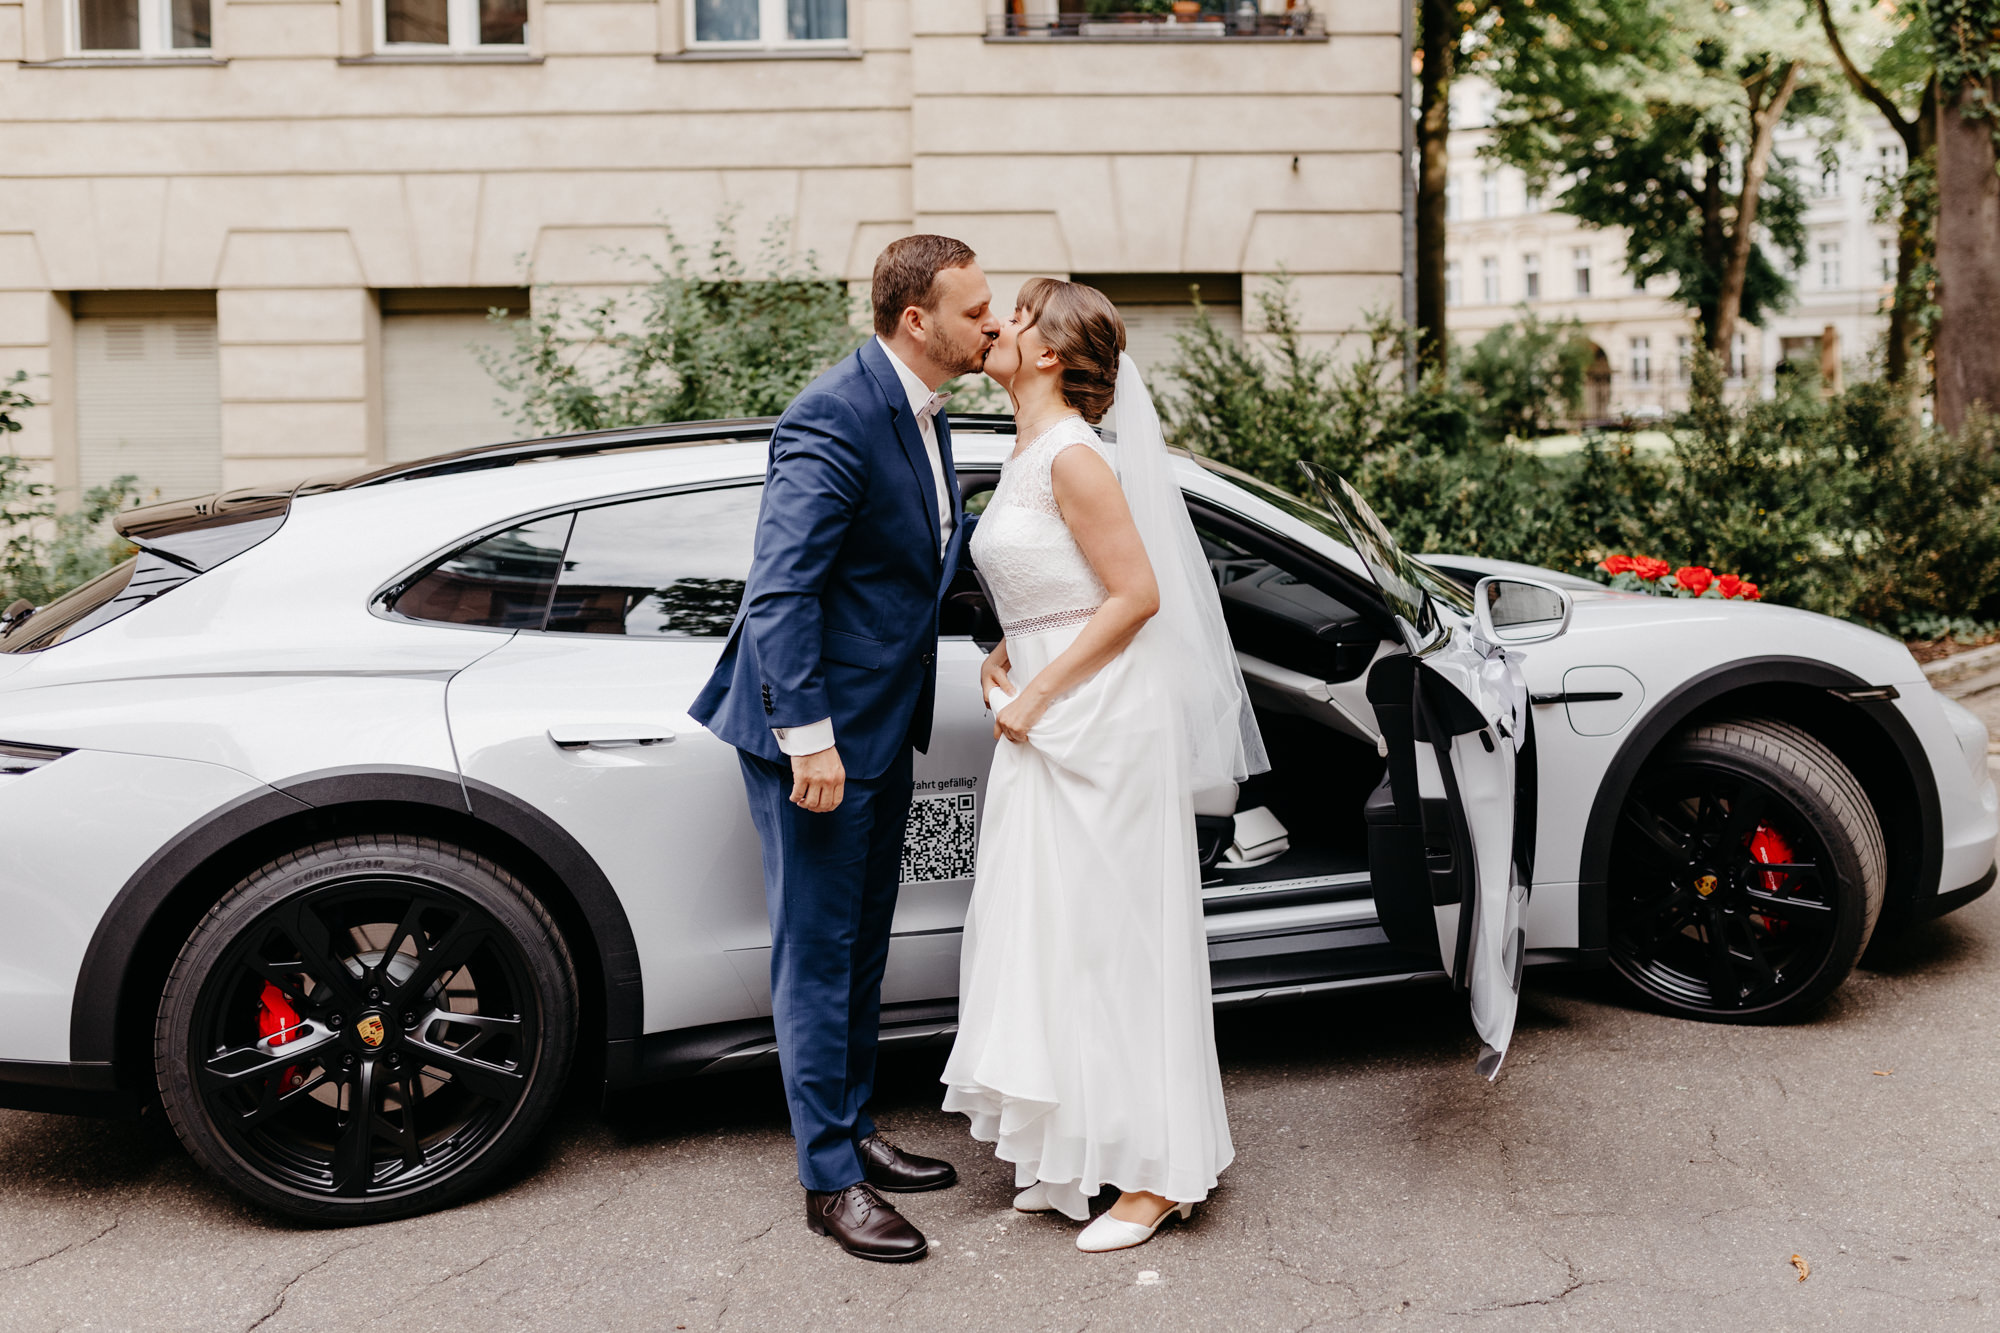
[544,485,761,638]
[392,513,573,630]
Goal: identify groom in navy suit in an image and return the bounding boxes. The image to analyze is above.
[690,235,999,1263]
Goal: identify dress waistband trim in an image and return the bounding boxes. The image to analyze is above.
[1002,606,1100,638]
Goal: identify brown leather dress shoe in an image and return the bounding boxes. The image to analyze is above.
[858,1132,958,1193]
[805,1184,929,1262]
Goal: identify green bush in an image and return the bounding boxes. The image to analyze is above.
[0,371,142,609]
[481,214,863,436]
[1156,287,2000,637]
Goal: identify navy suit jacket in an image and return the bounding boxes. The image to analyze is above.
[690,339,967,781]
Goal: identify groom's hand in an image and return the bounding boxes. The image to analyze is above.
[790,746,846,813]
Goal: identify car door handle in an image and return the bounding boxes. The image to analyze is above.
[547,723,677,750]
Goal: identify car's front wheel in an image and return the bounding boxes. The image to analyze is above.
[1608,718,1885,1023]
[155,836,577,1223]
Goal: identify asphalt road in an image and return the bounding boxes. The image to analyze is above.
[3,698,1996,1332]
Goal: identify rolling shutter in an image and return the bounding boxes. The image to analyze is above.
[382,291,529,463]
[1117,302,1244,380]
[1065,273,1244,383]
[75,313,222,505]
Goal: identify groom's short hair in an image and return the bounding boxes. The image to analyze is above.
[872,234,978,338]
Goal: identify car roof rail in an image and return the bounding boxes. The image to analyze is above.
[116,412,1020,563]
[318,417,783,492]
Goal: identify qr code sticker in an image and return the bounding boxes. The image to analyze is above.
[901,792,977,884]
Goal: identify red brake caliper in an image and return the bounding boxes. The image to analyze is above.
[257,981,307,1093]
[1746,823,1797,932]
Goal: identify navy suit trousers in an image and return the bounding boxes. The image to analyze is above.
[738,746,914,1192]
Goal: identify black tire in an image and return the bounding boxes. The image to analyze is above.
[155,836,578,1223]
[1607,717,1886,1023]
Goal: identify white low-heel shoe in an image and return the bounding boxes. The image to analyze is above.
[1013,1182,1057,1213]
[1075,1200,1195,1253]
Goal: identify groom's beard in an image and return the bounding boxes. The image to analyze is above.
[941,333,995,379]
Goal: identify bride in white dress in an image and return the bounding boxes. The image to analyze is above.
[940,278,1266,1253]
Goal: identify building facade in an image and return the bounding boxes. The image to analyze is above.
[0,0,1407,504]
[1444,82,1898,423]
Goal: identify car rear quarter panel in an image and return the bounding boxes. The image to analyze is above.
[0,752,274,1062]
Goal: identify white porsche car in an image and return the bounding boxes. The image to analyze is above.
[1,415,1992,1224]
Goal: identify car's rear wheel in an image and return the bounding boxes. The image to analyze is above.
[155,836,577,1223]
[1608,718,1885,1023]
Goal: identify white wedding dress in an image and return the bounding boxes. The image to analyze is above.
[939,416,1233,1220]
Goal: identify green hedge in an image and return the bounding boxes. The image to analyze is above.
[1158,283,2000,638]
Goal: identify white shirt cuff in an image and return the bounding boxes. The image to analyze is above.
[772,717,836,756]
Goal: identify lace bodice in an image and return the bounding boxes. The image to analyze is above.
[969,417,1114,637]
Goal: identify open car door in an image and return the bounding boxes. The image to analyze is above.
[1301,464,1572,1079]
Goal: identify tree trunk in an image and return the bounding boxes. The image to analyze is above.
[1712,63,1801,362]
[1414,0,1456,375]
[1933,77,2000,431]
[1697,137,1727,351]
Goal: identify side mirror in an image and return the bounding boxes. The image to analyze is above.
[1473,576,1572,645]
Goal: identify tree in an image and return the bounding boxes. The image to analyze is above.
[1813,0,1935,388]
[480,214,861,436]
[1928,0,2000,428]
[1486,0,1837,355]
[1457,310,1596,437]
[1414,0,1543,375]
[1414,0,1466,375]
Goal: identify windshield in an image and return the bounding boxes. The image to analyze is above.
[1190,454,1476,615]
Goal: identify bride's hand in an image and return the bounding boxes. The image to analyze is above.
[979,649,1015,711]
[994,688,1047,744]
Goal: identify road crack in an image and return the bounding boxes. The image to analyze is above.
[245,1242,366,1331]
[1,1217,121,1273]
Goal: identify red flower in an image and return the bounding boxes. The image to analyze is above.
[1716,573,1743,599]
[1675,566,1714,596]
[1740,582,1762,601]
[1600,554,1637,575]
[1633,556,1672,581]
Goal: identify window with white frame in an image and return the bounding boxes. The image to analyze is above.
[1676,334,1693,383]
[1879,236,1896,283]
[379,0,526,48]
[1573,247,1592,297]
[692,0,847,45]
[1522,252,1540,300]
[1445,260,1462,308]
[1523,182,1543,213]
[1480,171,1499,218]
[1481,256,1500,304]
[1730,331,1747,380]
[1445,177,1461,222]
[1630,336,1651,383]
[70,0,209,53]
[1818,240,1842,288]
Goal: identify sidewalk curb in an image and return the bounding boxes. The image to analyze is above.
[1921,640,2000,693]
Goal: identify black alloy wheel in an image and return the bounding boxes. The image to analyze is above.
[156,836,577,1223]
[1608,718,1885,1023]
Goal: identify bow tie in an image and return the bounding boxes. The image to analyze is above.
[915,391,952,427]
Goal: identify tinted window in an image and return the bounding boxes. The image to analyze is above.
[0,554,196,654]
[545,486,760,638]
[393,513,572,629]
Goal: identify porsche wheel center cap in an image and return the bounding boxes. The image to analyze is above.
[355,1013,388,1049]
[1694,874,1719,898]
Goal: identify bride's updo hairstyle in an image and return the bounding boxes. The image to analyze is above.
[1016,277,1126,424]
